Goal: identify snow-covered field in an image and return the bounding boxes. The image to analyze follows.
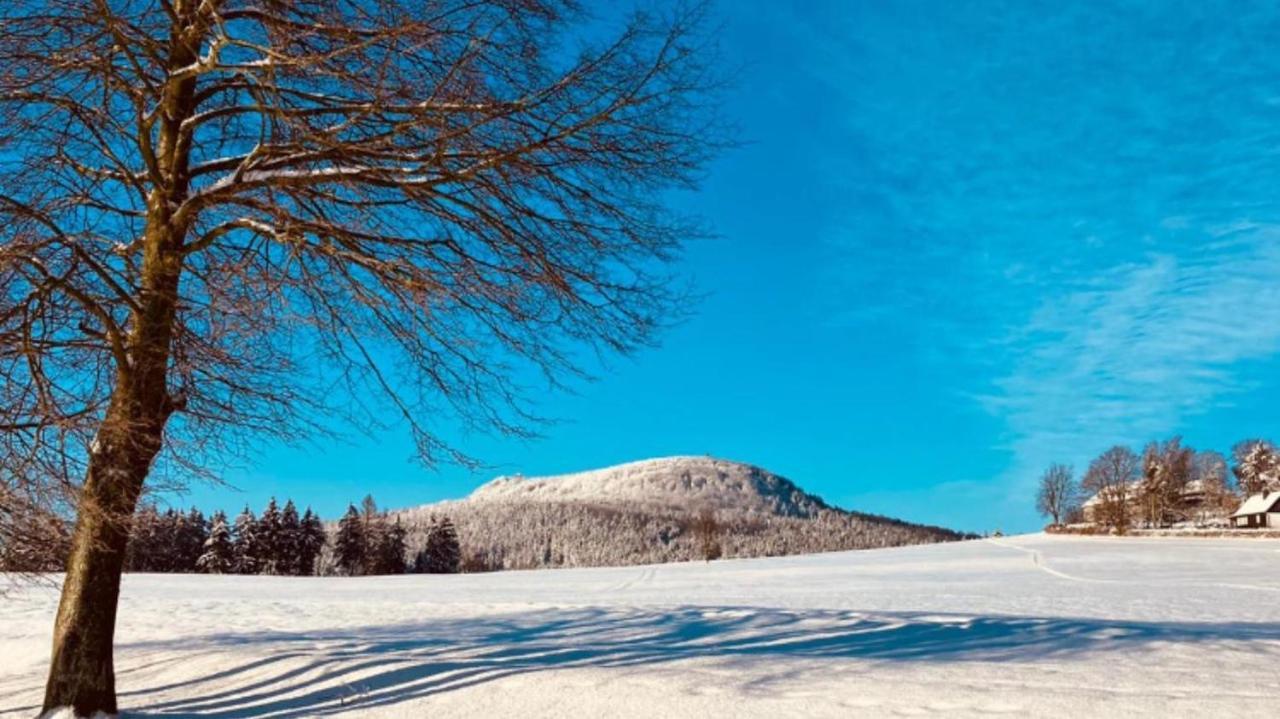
[3,534,1279,718]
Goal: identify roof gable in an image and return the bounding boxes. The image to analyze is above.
[1230,492,1280,517]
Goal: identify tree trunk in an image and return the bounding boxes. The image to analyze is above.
[41,225,184,714]
[42,7,221,713]
[40,280,180,715]
[41,417,164,716]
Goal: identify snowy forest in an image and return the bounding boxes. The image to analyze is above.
[392,499,970,572]
[1,491,968,575]
[0,495,462,577]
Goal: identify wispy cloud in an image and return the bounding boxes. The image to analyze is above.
[783,1,1280,526]
[986,232,1280,506]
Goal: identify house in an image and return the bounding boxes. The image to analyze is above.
[1180,479,1208,508]
[1229,491,1280,528]
[1081,482,1140,524]
[1082,479,1223,526]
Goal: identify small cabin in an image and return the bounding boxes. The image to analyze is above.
[1229,491,1280,528]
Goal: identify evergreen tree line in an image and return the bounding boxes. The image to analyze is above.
[217,498,328,575]
[1,493,466,575]
[125,507,211,573]
[333,496,460,575]
[125,498,327,575]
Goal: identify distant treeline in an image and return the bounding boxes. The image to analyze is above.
[333,496,461,575]
[1,495,462,576]
[5,493,974,575]
[1036,436,1280,532]
[124,500,329,576]
[390,500,975,572]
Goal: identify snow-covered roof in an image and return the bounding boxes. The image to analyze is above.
[1084,479,1216,508]
[1230,492,1280,518]
[1082,482,1139,507]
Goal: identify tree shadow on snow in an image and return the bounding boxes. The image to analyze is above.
[7,607,1280,717]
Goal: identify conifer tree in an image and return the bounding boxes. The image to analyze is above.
[232,506,260,575]
[278,500,301,575]
[334,505,365,576]
[177,509,208,572]
[297,508,326,577]
[125,505,162,572]
[374,517,408,575]
[156,509,184,572]
[1232,440,1280,495]
[416,516,461,574]
[359,495,383,576]
[197,512,235,574]
[257,498,284,575]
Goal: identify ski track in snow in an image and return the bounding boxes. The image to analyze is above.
[3,533,1280,718]
[988,535,1280,593]
[985,537,1118,584]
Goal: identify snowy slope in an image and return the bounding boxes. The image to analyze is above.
[465,456,830,516]
[385,457,964,570]
[4,534,1280,718]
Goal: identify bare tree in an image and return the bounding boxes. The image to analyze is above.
[1081,446,1139,534]
[691,507,722,561]
[1035,463,1077,527]
[1138,437,1193,527]
[0,1,721,713]
[0,486,71,573]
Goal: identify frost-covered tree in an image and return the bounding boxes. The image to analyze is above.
[415,516,461,574]
[1195,450,1236,519]
[232,507,260,575]
[358,496,383,576]
[196,512,234,574]
[1036,464,1078,527]
[374,517,408,575]
[392,495,967,573]
[279,500,302,575]
[1139,438,1192,527]
[124,506,162,572]
[175,509,208,571]
[334,505,365,577]
[1231,440,1280,495]
[0,498,69,572]
[297,508,326,577]
[256,498,284,575]
[158,510,186,572]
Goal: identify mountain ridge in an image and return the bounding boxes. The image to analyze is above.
[391,456,969,571]
[461,456,832,518]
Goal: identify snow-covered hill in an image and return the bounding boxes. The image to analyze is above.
[387,457,965,570]
[466,456,831,517]
[5,534,1280,717]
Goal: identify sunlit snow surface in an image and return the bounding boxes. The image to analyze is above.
[3,534,1279,717]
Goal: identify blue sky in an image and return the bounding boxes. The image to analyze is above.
[180,1,1280,533]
